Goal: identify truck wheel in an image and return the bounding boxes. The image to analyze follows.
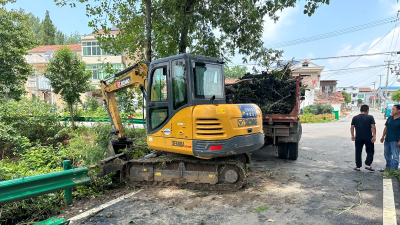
[278,143,288,159]
[288,142,298,160]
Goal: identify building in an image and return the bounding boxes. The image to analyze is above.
[313,91,345,116]
[377,86,400,106]
[24,26,135,106]
[320,80,337,93]
[337,86,365,106]
[81,26,125,91]
[25,44,82,105]
[268,60,325,109]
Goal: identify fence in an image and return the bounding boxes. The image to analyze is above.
[60,117,146,124]
[308,113,335,120]
[0,160,90,205]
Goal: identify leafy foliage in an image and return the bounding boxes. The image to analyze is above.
[323,104,334,114]
[55,0,329,63]
[341,91,351,104]
[357,98,363,104]
[392,89,400,102]
[0,3,36,100]
[0,98,63,157]
[44,46,92,126]
[41,10,56,45]
[226,64,305,114]
[224,66,248,79]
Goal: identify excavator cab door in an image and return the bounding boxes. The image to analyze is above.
[147,62,170,136]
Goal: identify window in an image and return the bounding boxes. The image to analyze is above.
[86,63,123,80]
[149,67,168,130]
[172,60,188,110]
[302,64,308,67]
[150,108,168,130]
[82,41,115,56]
[150,67,167,101]
[353,94,357,97]
[358,94,364,98]
[194,63,223,98]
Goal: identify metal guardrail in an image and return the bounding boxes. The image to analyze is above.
[60,117,146,124]
[0,160,90,205]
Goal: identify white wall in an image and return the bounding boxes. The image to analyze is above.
[300,90,315,109]
[332,103,341,117]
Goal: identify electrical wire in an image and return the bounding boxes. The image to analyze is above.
[266,16,399,48]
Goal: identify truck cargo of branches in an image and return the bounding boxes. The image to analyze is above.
[226,70,303,160]
[262,74,302,160]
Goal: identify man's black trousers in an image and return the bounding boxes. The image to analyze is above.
[355,140,374,168]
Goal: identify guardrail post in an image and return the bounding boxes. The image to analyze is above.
[63,160,73,205]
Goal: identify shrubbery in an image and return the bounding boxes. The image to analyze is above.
[0,97,147,224]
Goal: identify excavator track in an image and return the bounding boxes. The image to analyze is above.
[120,153,247,191]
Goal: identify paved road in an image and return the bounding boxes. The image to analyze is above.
[68,109,398,225]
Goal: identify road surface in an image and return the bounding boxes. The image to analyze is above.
[66,109,399,225]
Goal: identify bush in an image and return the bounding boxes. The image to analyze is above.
[315,103,325,115]
[0,98,63,156]
[323,105,334,114]
[302,107,315,114]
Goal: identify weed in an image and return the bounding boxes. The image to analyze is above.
[254,205,269,213]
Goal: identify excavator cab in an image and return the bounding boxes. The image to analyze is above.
[99,54,264,190]
[145,54,264,158]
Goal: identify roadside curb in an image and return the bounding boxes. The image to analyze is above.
[338,111,354,121]
[68,190,142,224]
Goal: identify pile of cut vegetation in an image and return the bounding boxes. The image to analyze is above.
[226,64,305,114]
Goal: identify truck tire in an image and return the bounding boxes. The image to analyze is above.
[288,142,298,160]
[278,143,289,159]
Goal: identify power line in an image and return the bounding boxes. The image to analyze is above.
[324,20,400,80]
[266,16,399,48]
[292,51,400,61]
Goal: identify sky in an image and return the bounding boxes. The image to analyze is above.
[5,0,400,89]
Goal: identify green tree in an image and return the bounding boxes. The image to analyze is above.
[41,10,56,45]
[357,98,363,104]
[44,46,92,127]
[55,30,66,45]
[341,91,351,104]
[391,89,400,102]
[224,66,247,79]
[65,31,81,44]
[55,0,329,63]
[27,13,42,43]
[0,1,36,100]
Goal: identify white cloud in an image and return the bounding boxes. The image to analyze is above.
[380,0,400,16]
[323,27,400,87]
[262,6,299,41]
[307,52,316,59]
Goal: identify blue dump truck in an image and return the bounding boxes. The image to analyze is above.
[384,102,398,119]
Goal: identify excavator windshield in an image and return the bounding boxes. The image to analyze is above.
[194,62,224,99]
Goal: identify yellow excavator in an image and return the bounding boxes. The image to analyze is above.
[98,54,264,191]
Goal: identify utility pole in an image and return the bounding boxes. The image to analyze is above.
[372,82,376,108]
[384,60,393,111]
[378,74,384,110]
[326,87,329,105]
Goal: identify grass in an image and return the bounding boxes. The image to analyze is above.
[253,205,269,213]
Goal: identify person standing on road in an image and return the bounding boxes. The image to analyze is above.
[380,104,400,172]
[351,105,376,171]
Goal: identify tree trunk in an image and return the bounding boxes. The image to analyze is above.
[178,0,193,54]
[69,103,75,127]
[145,0,152,63]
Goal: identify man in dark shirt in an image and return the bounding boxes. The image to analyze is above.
[351,105,376,171]
[380,104,400,171]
